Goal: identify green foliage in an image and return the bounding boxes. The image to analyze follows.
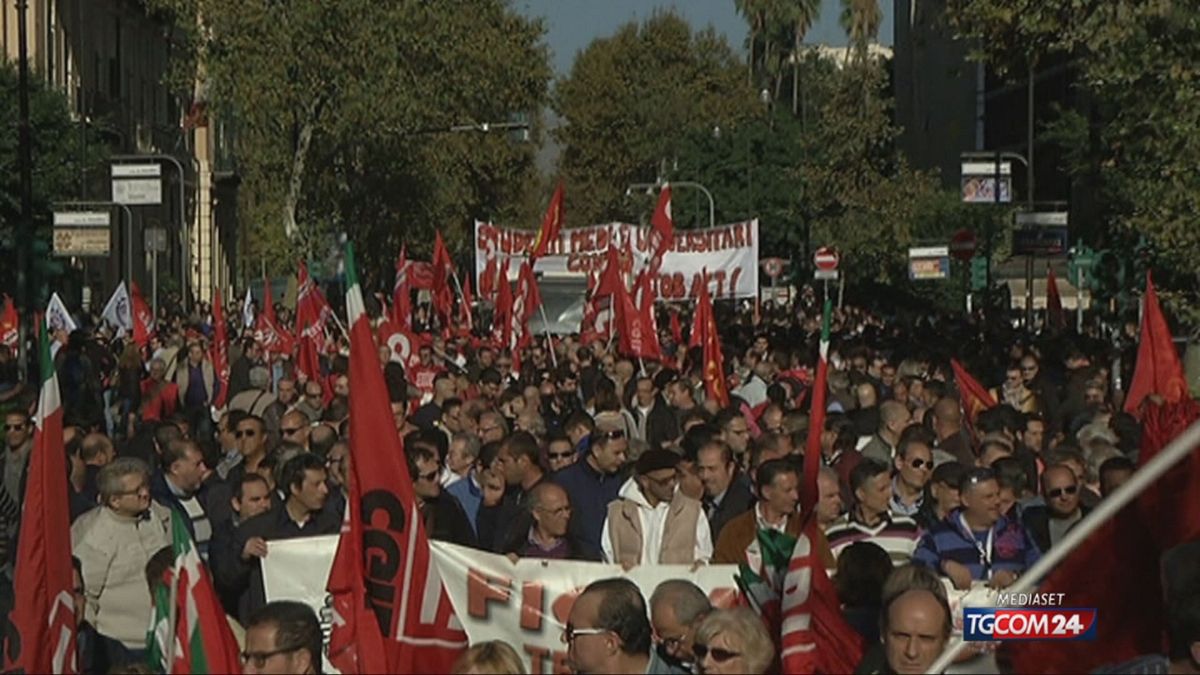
[945,0,1200,316]
[552,11,757,227]
[0,60,108,292]
[149,0,552,283]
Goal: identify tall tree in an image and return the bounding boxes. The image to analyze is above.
[553,11,755,227]
[839,0,883,65]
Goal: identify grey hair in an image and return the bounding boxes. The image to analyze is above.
[98,457,150,503]
[650,579,712,627]
[694,607,775,673]
[450,433,481,461]
[249,366,271,390]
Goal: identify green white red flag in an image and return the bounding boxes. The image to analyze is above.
[6,325,76,673]
[327,243,467,673]
[147,510,242,673]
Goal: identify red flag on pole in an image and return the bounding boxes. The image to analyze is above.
[950,358,997,434]
[593,245,624,300]
[393,245,412,331]
[209,288,230,408]
[254,279,294,356]
[295,262,330,382]
[130,282,154,348]
[1046,266,1065,331]
[530,181,564,261]
[458,273,475,335]
[328,244,467,673]
[431,232,455,323]
[0,295,17,349]
[7,326,77,673]
[1124,272,1190,414]
[492,259,514,349]
[697,281,730,407]
[668,309,682,346]
[649,183,674,272]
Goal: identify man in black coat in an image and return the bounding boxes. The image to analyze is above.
[1022,464,1089,553]
[629,376,680,452]
[407,440,476,548]
[695,440,755,542]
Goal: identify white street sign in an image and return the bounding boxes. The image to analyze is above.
[111,164,162,178]
[112,178,163,205]
[814,269,840,280]
[53,211,110,227]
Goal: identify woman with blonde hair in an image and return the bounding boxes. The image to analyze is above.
[451,640,527,674]
[693,606,775,674]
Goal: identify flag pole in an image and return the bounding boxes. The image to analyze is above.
[165,556,181,669]
[928,415,1200,673]
[537,302,559,368]
[449,269,474,331]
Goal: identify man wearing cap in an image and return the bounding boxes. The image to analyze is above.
[552,411,629,561]
[601,449,712,567]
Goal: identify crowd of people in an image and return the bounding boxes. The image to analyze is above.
[0,280,1197,675]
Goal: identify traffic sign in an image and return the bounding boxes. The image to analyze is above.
[814,269,839,281]
[813,247,840,271]
[111,163,163,205]
[950,229,977,261]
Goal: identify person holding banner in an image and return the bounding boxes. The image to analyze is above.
[601,449,712,567]
[564,578,654,675]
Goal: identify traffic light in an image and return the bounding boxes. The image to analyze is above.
[970,255,988,291]
[30,238,65,305]
[1089,249,1125,306]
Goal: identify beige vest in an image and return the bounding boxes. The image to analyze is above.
[606,494,703,566]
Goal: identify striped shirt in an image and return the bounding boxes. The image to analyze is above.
[825,509,921,564]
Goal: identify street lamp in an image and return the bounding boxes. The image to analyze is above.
[625,179,715,229]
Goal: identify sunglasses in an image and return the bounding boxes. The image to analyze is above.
[416,469,439,483]
[235,429,260,438]
[693,643,740,663]
[596,429,625,441]
[281,427,304,436]
[548,451,574,460]
[3,424,25,431]
[1046,485,1078,499]
[909,458,932,470]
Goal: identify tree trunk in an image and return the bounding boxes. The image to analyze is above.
[283,103,318,243]
[792,28,800,117]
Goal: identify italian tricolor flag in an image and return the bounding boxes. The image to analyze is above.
[146,510,241,673]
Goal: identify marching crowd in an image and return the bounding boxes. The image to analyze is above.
[0,282,1198,675]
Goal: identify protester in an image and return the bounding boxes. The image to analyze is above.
[552,415,628,560]
[693,606,775,674]
[825,459,921,564]
[1022,463,1091,552]
[601,448,712,566]
[242,600,323,674]
[564,578,653,674]
[695,439,754,542]
[149,438,212,559]
[714,459,835,568]
[649,579,712,672]
[452,640,528,675]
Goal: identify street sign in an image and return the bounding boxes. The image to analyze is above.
[813,247,840,271]
[145,227,168,253]
[760,257,787,280]
[1015,211,1069,227]
[53,228,111,257]
[908,246,950,281]
[1013,227,1069,256]
[960,160,1013,203]
[814,269,839,281]
[949,229,977,261]
[112,163,163,205]
[53,210,112,257]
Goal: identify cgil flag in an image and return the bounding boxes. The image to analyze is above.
[393,245,412,331]
[295,262,331,382]
[129,283,154,348]
[1046,266,1065,331]
[100,283,133,336]
[254,279,294,356]
[327,243,467,673]
[431,232,455,324]
[147,509,242,673]
[694,277,730,407]
[530,180,564,261]
[6,325,76,673]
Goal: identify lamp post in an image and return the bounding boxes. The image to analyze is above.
[625,179,715,228]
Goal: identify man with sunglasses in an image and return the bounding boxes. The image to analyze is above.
[564,578,653,674]
[552,414,629,561]
[650,580,712,672]
[1021,463,1091,552]
[889,430,935,518]
[545,432,577,472]
[0,411,32,576]
[913,467,1041,591]
[601,449,711,567]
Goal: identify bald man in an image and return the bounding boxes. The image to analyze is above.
[931,398,974,466]
[861,401,911,464]
[880,588,952,675]
[504,483,588,560]
[1022,463,1089,552]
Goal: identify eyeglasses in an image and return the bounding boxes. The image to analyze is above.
[115,482,149,496]
[693,643,740,662]
[416,469,439,483]
[236,429,260,438]
[646,473,678,488]
[547,451,574,461]
[1046,485,1078,499]
[3,424,25,431]
[561,624,611,644]
[240,645,302,669]
[596,429,625,441]
[909,458,932,470]
[657,633,686,651]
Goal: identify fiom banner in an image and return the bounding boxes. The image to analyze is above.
[474,219,759,301]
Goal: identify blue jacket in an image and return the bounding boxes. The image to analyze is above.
[913,508,1041,581]
[550,455,625,561]
[446,472,483,534]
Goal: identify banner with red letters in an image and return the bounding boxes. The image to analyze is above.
[474,219,759,301]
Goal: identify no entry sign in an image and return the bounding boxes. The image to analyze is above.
[813,246,840,271]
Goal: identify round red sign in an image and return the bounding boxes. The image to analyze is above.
[813,247,840,271]
[950,229,978,261]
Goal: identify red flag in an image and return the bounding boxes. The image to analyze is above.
[295,262,330,382]
[7,326,77,673]
[492,259,514,349]
[130,282,154,348]
[479,255,498,303]
[530,181,564,261]
[1046,266,1065,330]
[1008,398,1200,673]
[255,279,294,356]
[458,273,475,335]
[629,271,663,361]
[431,232,455,322]
[688,273,710,351]
[512,262,536,352]
[950,358,997,433]
[579,272,604,346]
[668,309,682,346]
[0,295,17,349]
[1124,272,1190,414]
[393,245,413,331]
[615,279,650,360]
[593,245,624,300]
[649,183,674,271]
[697,282,729,407]
[209,288,230,408]
[328,244,467,673]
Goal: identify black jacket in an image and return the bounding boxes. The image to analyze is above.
[1022,503,1090,553]
[423,492,477,549]
[630,397,680,451]
[705,472,756,543]
[230,501,342,622]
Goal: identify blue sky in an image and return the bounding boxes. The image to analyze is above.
[515,0,895,74]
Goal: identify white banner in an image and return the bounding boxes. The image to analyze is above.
[474,220,759,301]
[261,535,340,674]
